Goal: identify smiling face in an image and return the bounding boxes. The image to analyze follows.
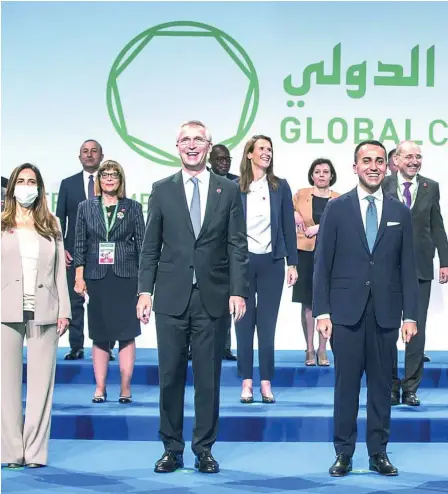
[247,138,272,171]
[353,143,387,193]
[177,124,211,173]
[394,141,423,180]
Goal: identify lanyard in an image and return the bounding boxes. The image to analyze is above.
[396,180,418,208]
[101,202,118,241]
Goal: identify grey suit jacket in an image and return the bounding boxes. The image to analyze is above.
[1,218,71,325]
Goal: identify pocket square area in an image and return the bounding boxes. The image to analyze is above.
[387,221,400,226]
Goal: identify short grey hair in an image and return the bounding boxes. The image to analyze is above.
[177,120,212,142]
[396,140,421,156]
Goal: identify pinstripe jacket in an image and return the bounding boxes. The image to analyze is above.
[74,197,145,279]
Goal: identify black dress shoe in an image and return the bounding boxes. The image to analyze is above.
[329,454,352,477]
[109,350,115,361]
[369,453,398,476]
[402,392,420,406]
[391,390,400,406]
[194,452,220,473]
[26,463,45,468]
[223,350,237,361]
[154,451,183,473]
[424,353,431,363]
[64,348,84,360]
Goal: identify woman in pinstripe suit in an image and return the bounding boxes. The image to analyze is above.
[74,160,145,404]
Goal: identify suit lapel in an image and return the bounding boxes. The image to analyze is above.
[172,171,195,238]
[77,172,87,201]
[92,199,107,237]
[372,195,390,252]
[108,198,126,239]
[198,172,222,240]
[412,174,428,215]
[349,189,370,254]
[269,183,279,245]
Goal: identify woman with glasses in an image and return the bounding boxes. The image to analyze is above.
[74,160,145,404]
[235,135,298,404]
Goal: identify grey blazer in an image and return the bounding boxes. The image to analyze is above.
[1,218,71,325]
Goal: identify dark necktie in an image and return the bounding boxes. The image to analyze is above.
[403,182,412,208]
[88,174,95,199]
[190,177,201,283]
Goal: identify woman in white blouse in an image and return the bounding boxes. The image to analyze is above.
[235,135,298,403]
[1,164,71,469]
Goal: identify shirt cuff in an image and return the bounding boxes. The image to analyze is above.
[138,292,152,296]
[316,313,330,320]
[403,319,416,323]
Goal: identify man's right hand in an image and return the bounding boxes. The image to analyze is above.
[137,294,152,325]
[65,250,73,268]
[316,318,333,340]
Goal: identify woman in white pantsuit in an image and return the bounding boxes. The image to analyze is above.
[1,163,71,469]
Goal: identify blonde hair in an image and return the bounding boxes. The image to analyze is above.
[94,160,127,199]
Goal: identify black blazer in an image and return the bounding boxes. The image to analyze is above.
[56,172,86,255]
[383,174,448,280]
[138,170,249,318]
[313,188,419,329]
[240,178,298,266]
[74,197,145,280]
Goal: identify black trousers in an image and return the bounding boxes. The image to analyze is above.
[155,286,227,455]
[235,253,284,381]
[223,314,232,353]
[392,279,432,394]
[331,296,398,457]
[67,264,85,350]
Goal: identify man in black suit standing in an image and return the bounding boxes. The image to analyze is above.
[56,140,114,360]
[137,120,249,474]
[313,140,418,477]
[384,140,448,406]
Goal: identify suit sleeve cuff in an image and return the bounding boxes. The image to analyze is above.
[316,313,330,320]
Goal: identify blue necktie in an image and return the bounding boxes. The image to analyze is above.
[365,196,378,253]
[88,174,95,199]
[190,177,201,283]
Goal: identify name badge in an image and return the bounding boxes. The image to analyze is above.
[99,242,115,264]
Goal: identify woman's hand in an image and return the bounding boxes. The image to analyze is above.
[287,266,298,287]
[57,318,69,337]
[74,278,87,298]
[294,211,305,232]
[304,225,319,238]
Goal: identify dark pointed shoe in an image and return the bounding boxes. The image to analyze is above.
[154,451,183,473]
[92,392,107,404]
[118,395,132,404]
[64,348,84,360]
[423,353,431,363]
[391,390,400,406]
[402,392,420,406]
[223,350,237,361]
[369,453,398,476]
[194,452,220,473]
[329,454,352,477]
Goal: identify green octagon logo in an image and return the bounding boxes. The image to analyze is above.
[106,21,260,167]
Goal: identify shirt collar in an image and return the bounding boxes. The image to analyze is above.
[397,172,418,187]
[182,167,209,185]
[83,169,98,179]
[357,184,383,203]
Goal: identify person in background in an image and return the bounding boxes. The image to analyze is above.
[292,158,340,366]
[1,176,8,210]
[235,135,298,404]
[74,160,144,404]
[387,149,398,175]
[384,140,448,406]
[56,139,114,361]
[207,143,238,361]
[1,163,70,469]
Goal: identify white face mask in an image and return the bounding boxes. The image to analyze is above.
[14,185,39,207]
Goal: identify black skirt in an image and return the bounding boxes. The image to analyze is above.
[292,249,314,307]
[86,267,141,342]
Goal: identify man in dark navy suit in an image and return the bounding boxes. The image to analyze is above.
[313,140,419,477]
[56,139,114,360]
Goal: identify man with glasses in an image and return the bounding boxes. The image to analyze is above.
[137,120,248,474]
[56,139,115,361]
[383,140,448,406]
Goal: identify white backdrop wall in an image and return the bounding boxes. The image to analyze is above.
[2,2,447,350]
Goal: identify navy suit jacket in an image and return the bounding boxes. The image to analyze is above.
[312,188,419,329]
[240,178,298,266]
[74,197,145,280]
[56,172,86,255]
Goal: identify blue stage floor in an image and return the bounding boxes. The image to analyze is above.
[2,441,448,494]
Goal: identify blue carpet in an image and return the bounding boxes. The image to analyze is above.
[2,441,448,494]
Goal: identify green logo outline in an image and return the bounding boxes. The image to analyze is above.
[106,21,260,167]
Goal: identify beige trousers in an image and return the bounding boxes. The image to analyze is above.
[1,319,58,465]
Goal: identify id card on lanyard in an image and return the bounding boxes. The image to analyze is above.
[99,202,118,265]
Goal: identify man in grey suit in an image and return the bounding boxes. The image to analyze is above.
[384,140,448,406]
[137,120,249,474]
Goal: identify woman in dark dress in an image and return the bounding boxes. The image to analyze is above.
[74,160,145,403]
[292,159,339,366]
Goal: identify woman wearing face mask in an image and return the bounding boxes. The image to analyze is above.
[235,135,298,404]
[1,163,71,469]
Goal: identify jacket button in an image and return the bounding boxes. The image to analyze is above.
[189,266,193,269]
[370,261,374,265]
[366,281,370,286]
[38,284,43,288]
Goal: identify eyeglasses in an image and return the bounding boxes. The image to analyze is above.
[177,137,210,148]
[100,172,120,179]
[398,154,423,161]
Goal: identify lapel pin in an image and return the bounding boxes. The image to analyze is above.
[423,183,427,187]
[217,188,222,193]
[117,212,124,219]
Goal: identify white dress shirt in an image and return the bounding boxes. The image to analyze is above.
[317,185,414,323]
[246,175,272,254]
[182,168,210,226]
[397,173,418,209]
[16,229,40,311]
[83,170,98,200]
